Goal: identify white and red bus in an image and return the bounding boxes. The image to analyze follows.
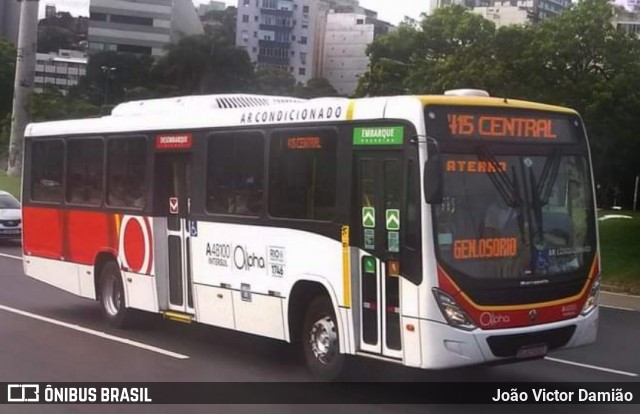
[22,90,600,379]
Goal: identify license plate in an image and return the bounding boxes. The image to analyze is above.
[516,343,548,359]
[0,229,20,234]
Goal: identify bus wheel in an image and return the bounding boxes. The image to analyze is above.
[99,261,132,328]
[302,296,345,381]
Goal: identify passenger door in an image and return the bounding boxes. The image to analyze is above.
[354,151,404,359]
[158,154,194,314]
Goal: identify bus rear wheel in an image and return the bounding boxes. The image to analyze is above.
[99,261,133,328]
[302,296,346,381]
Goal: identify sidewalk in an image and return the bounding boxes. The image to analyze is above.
[600,291,640,311]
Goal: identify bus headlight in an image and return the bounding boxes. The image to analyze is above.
[432,288,477,331]
[581,276,601,316]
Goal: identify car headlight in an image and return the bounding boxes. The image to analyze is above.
[581,275,600,316]
[432,288,477,331]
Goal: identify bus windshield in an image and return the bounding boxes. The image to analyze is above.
[434,152,595,281]
[425,106,597,302]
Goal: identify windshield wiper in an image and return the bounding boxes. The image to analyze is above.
[536,148,562,205]
[476,145,527,244]
[476,145,522,208]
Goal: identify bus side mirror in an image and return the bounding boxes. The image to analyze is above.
[424,156,443,205]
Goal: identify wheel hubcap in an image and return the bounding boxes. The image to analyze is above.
[309,316,337,365]
[102,274,121,317]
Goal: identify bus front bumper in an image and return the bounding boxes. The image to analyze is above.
[417,307,599,369]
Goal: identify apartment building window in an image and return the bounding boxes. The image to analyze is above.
[117,44,152,55]
[242,15,249,23]
[90,12,107,22]
[300,36,307,45]
[110,14,153,26]
[300,52,307,64]
[243,0,250,5]
[242,30,249,41]
[262,0,277,8]
[255,16,259,22]
[303,5,309,13]
[357,19,364,24]
[299,67,306,76]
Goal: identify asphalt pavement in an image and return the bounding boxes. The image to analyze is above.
[0,240,637,413]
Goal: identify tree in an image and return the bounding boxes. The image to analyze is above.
[0,39,16,122]
[155,33,255,95]
[31,87,100,122]
[255,68,297,96]
[202,6,237,44]
[37,11,86,53]
[75,51,157,106]
[355,23,420,96]
[295,78,340,98]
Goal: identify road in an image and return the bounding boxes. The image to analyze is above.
[0,240,637,413]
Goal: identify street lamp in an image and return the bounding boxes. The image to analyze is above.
[101,66,117,106]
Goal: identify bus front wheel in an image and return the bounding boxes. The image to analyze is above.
[99,261,133,328]
[302,296,346,381]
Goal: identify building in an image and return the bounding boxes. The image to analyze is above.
[45,4,57,19]
[321,11,374,95]
[614,5,640,35]
[432,0,570,22]
[88,0,204,57]
[472,1,533,26]
[198,1,227,16]
[0,0,21,46]
[34,49,88,95]
[236,0,329,83]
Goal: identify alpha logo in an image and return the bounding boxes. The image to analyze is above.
[118,215,154,275]
[529,309,539,321]
[233,245,266,271]
[479,311,511,327]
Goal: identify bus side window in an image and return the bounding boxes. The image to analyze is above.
[66,139,104,206]
[106,137,147,209]
[268,128,338,221]
[206,132,264,216]
[31,140,64,203]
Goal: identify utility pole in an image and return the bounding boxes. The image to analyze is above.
[7,0,39,177]
[634,175,639,212]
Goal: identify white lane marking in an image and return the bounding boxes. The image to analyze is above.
[0,304,189,360]
[599,304,635,312]
[545,357,638,377]
[0,252,21,260]
[601,291,640,299]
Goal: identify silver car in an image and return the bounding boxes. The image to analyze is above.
[0,191,21,240]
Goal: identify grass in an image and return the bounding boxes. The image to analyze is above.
[598,210,640,294]
[0,172,21,200]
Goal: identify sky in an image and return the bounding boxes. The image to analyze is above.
[38,0,429,25]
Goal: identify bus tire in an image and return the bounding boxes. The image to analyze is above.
[98,261,133,328]
[302,296,346,381]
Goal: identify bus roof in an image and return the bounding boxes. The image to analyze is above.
[419,95,578,115]
[25,93,578,138]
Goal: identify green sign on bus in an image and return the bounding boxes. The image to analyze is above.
[354,126,404,146]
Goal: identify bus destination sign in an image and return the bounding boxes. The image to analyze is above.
[448,114,557,139]
[426,106,580,144]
